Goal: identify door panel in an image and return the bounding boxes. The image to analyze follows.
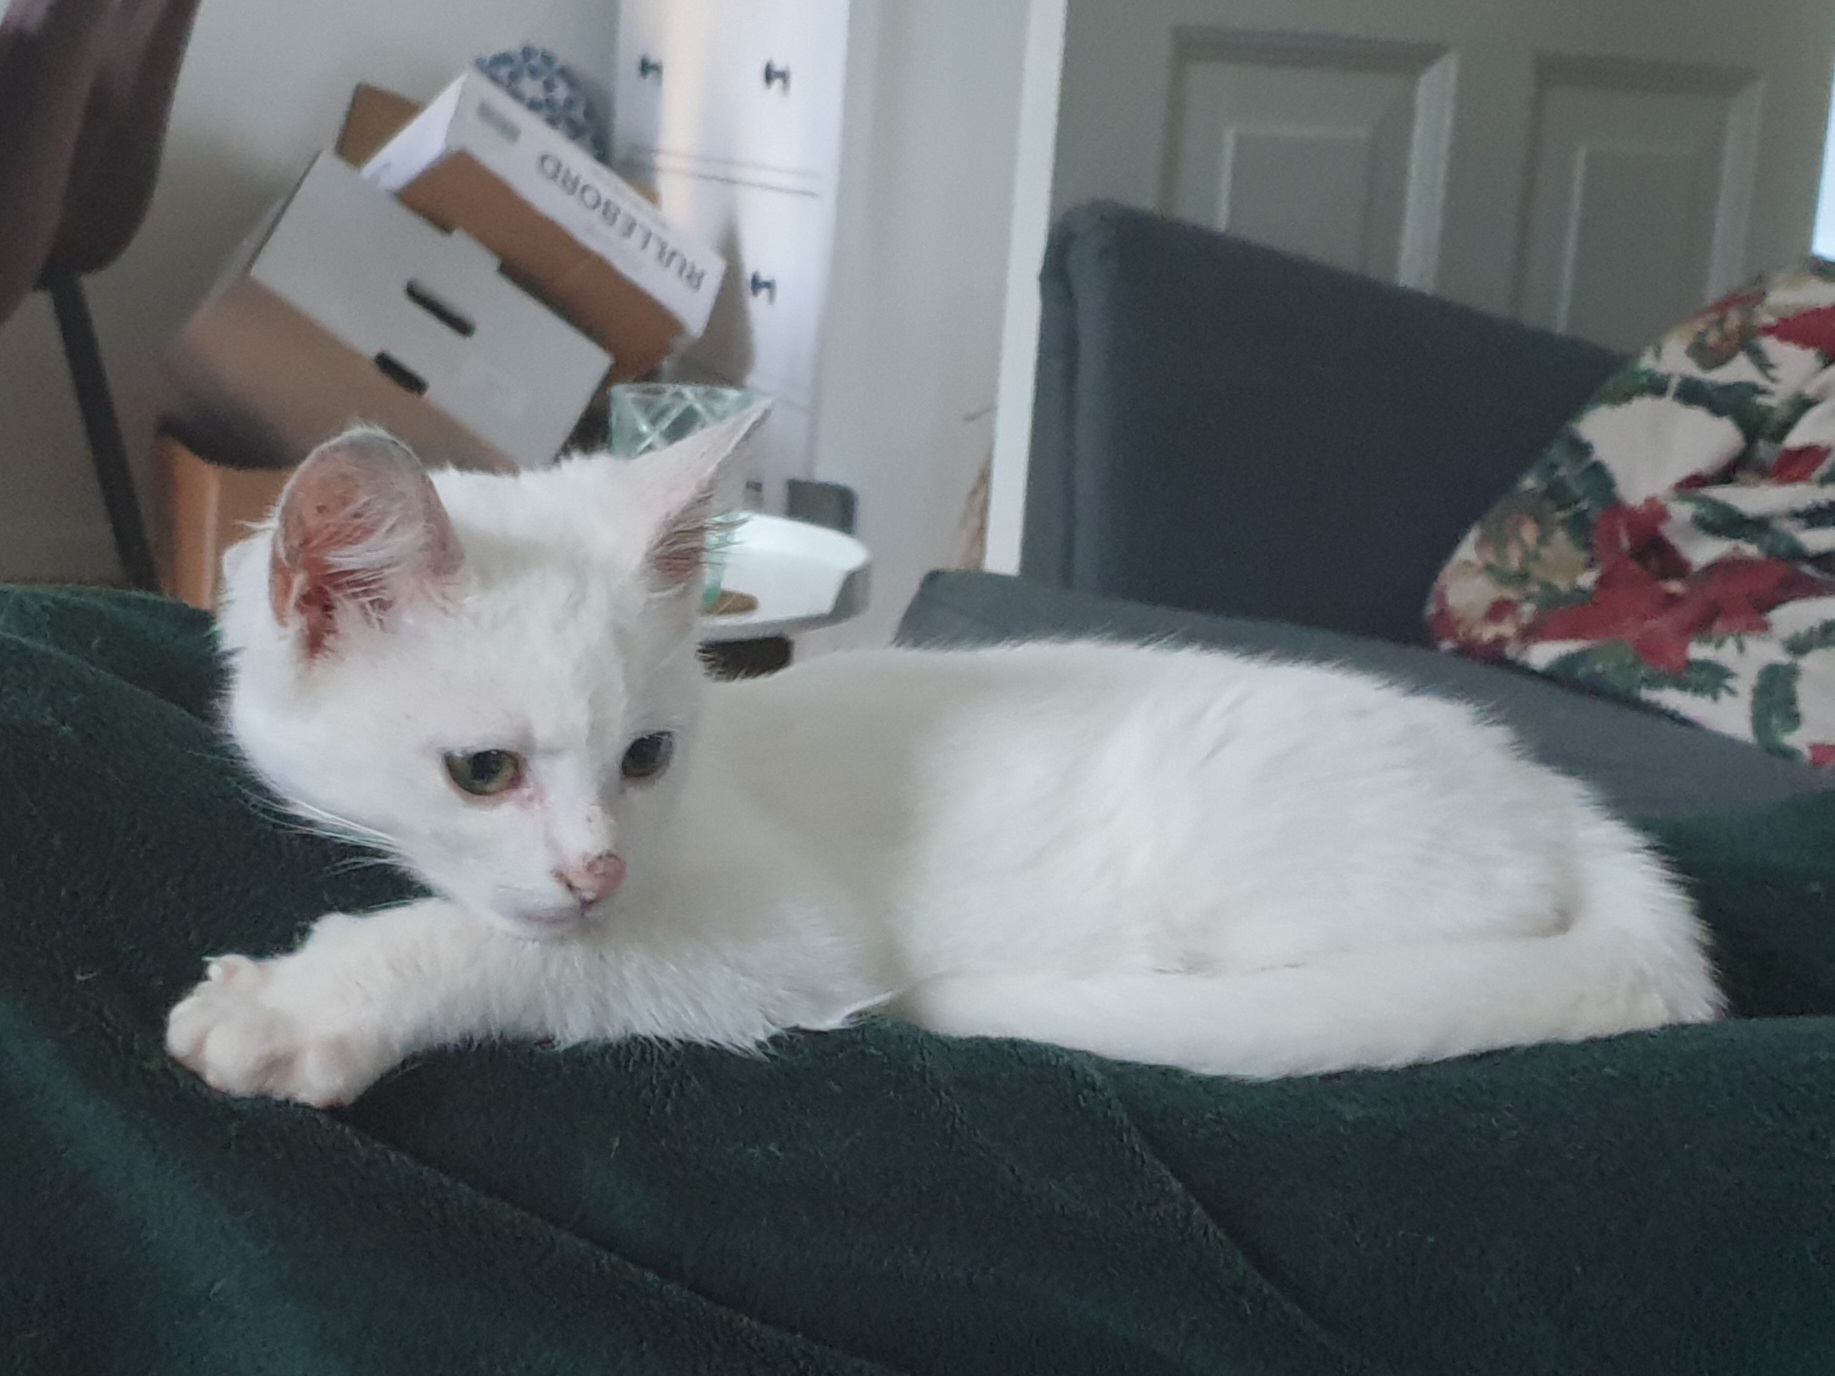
[1166,34,1454,286]
[1516,58,1759,352]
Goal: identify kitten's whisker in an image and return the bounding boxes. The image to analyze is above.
[282,797,401,854]
[218,778,409,878]
[328,853,404,877]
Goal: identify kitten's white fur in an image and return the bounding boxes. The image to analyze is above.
[167,413,1722,1106]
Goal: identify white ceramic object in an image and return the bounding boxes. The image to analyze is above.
[698,511,869,641]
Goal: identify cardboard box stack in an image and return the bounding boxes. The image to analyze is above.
[158,71,726,607]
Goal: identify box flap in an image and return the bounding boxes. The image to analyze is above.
[335,84,422,167]
[362,79,466,191]
[363,71,724,339]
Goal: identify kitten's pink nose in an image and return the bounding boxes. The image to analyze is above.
[557,852,625,907]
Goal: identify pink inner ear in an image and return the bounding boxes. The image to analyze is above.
[646,477,718,591]
[269,431,461,657]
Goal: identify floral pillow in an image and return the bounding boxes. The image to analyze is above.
[1427,261,1835,765]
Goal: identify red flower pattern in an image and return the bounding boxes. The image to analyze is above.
[1772,445,1831,483]
[1530,551,1823,675]
[1590,498,1689,578]
[1764,304,1835,355]
[1432,261,1835,764]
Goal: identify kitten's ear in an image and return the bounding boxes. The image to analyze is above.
[617,404,770,593]
[268,428,462,657]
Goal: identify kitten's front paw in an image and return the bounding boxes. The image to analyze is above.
[166,954,395,1108]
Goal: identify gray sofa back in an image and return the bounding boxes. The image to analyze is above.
[1022,202,1625,646]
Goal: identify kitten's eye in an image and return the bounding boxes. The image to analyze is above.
[444,749,525,798]
[621,731,675,782]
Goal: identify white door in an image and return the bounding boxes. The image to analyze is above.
[987,0,1835,569]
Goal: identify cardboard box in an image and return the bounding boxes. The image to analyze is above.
[156,436,292,609]
[161,151,611,474]
[334,83,422,168]
[362,69,724,379]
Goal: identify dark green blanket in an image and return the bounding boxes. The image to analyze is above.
[3,585,1833,1375]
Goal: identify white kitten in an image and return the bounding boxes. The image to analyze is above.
[167,412,1722,1107]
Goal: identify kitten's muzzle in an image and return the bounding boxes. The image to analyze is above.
[557,852,626,908]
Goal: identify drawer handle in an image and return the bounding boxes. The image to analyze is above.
[638,54,662,80]
[749,272,778,303]
[763,60,791,91]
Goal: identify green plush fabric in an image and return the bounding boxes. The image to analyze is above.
[3,584,1833,1375]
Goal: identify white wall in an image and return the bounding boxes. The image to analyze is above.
[0,0,619,583]
[984,0,1066,576]
[805,0,1031,647]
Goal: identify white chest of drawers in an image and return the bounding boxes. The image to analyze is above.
[613,0,851,506]
[612,0,1032,645]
